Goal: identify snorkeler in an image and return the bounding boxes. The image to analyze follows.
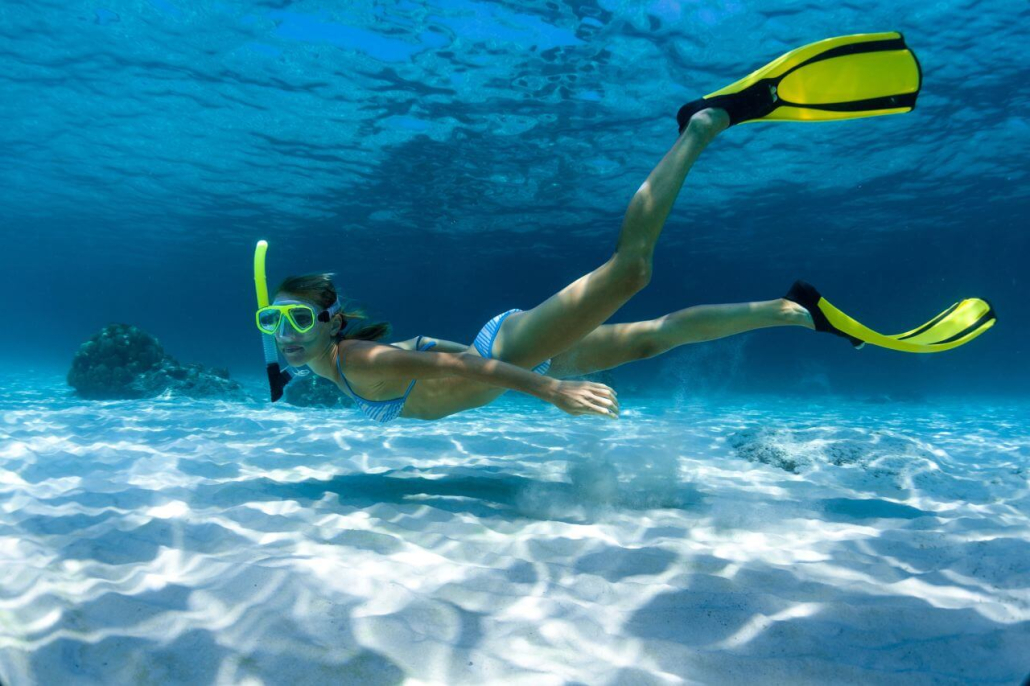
[254,32,995,425]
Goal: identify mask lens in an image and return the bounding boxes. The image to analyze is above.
[289,307,315,331]
[257,308,281,333]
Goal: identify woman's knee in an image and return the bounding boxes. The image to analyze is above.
[609,253,652,293]
[635,335,669,360]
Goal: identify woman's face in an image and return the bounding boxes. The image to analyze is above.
[271,294,339,366]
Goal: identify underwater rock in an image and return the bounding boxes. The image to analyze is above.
[729,428,875,473]
[283,374,354,408]
[729,428,808,473]
[824,440,867,466]
[68,324,248,400]
[728,426,937,477]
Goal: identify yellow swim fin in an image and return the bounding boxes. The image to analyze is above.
[677,32,922,132]
[784,281,997,353]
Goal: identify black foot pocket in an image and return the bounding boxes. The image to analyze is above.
[784,280,866,349]
[677,99,709,134]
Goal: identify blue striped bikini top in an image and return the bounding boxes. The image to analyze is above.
[335,336,437,424]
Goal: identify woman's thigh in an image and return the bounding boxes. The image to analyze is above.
[547,319,662,378]
[490,257,646,369]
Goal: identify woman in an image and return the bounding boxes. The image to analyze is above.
[258,34,995,423]
[258,108,827,424]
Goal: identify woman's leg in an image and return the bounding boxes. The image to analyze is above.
[489,109,731,370]
[547,298,813,378]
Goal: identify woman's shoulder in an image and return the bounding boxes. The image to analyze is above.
[337,337,405,351]
[335,337,409,372]
[335,339,387,392]
[335,337,427,399]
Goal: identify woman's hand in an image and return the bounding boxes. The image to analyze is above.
[548,380,620,419]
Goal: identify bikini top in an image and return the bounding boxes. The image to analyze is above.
[335,336,437,424]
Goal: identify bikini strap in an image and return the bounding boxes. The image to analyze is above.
[334,346,354,392]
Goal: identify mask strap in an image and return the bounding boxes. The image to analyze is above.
[319,297,344,325]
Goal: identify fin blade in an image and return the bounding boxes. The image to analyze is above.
[700,32,921,125]
[778,51,919,104]
[816,297,996,353]
[756,105,914,123]
[889,299,993,344]
[706,32,906,99]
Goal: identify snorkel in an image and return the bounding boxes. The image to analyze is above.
[253,240,292,402]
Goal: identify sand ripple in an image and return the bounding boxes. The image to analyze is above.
[1,378,1028,684]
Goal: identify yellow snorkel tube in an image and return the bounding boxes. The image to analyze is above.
[254,240,291,401]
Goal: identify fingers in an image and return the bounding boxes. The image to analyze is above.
[561,382,621,419]
[589,395,619,419]
[596,390,619,413]
[588,386,619,418]
[575,404,619,419]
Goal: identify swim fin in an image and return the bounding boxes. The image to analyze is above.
[677,32,922,132]
[785,280,866,349]
[785,280,997,353]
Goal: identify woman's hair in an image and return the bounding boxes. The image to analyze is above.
[274,273,391,342]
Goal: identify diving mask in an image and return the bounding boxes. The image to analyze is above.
[256,298,342,335]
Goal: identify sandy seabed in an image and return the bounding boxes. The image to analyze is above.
[1,377,1028,685]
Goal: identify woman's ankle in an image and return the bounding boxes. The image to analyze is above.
[684,108,730,140]
[779,298,815,329]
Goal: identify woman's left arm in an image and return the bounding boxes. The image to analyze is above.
[423,337,470,353]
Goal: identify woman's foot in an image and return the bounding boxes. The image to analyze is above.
[784,280,866,348]
[780,298,815,329]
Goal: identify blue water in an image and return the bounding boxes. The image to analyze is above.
[1,0,1026,394]
[1,0,1028,683]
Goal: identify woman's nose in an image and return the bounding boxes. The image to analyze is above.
[275,319,295,338]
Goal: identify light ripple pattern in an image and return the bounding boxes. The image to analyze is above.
[0,0,1025,254]
[1,376,1028,684]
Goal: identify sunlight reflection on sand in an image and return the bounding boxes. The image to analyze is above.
[1,378,1028,684]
